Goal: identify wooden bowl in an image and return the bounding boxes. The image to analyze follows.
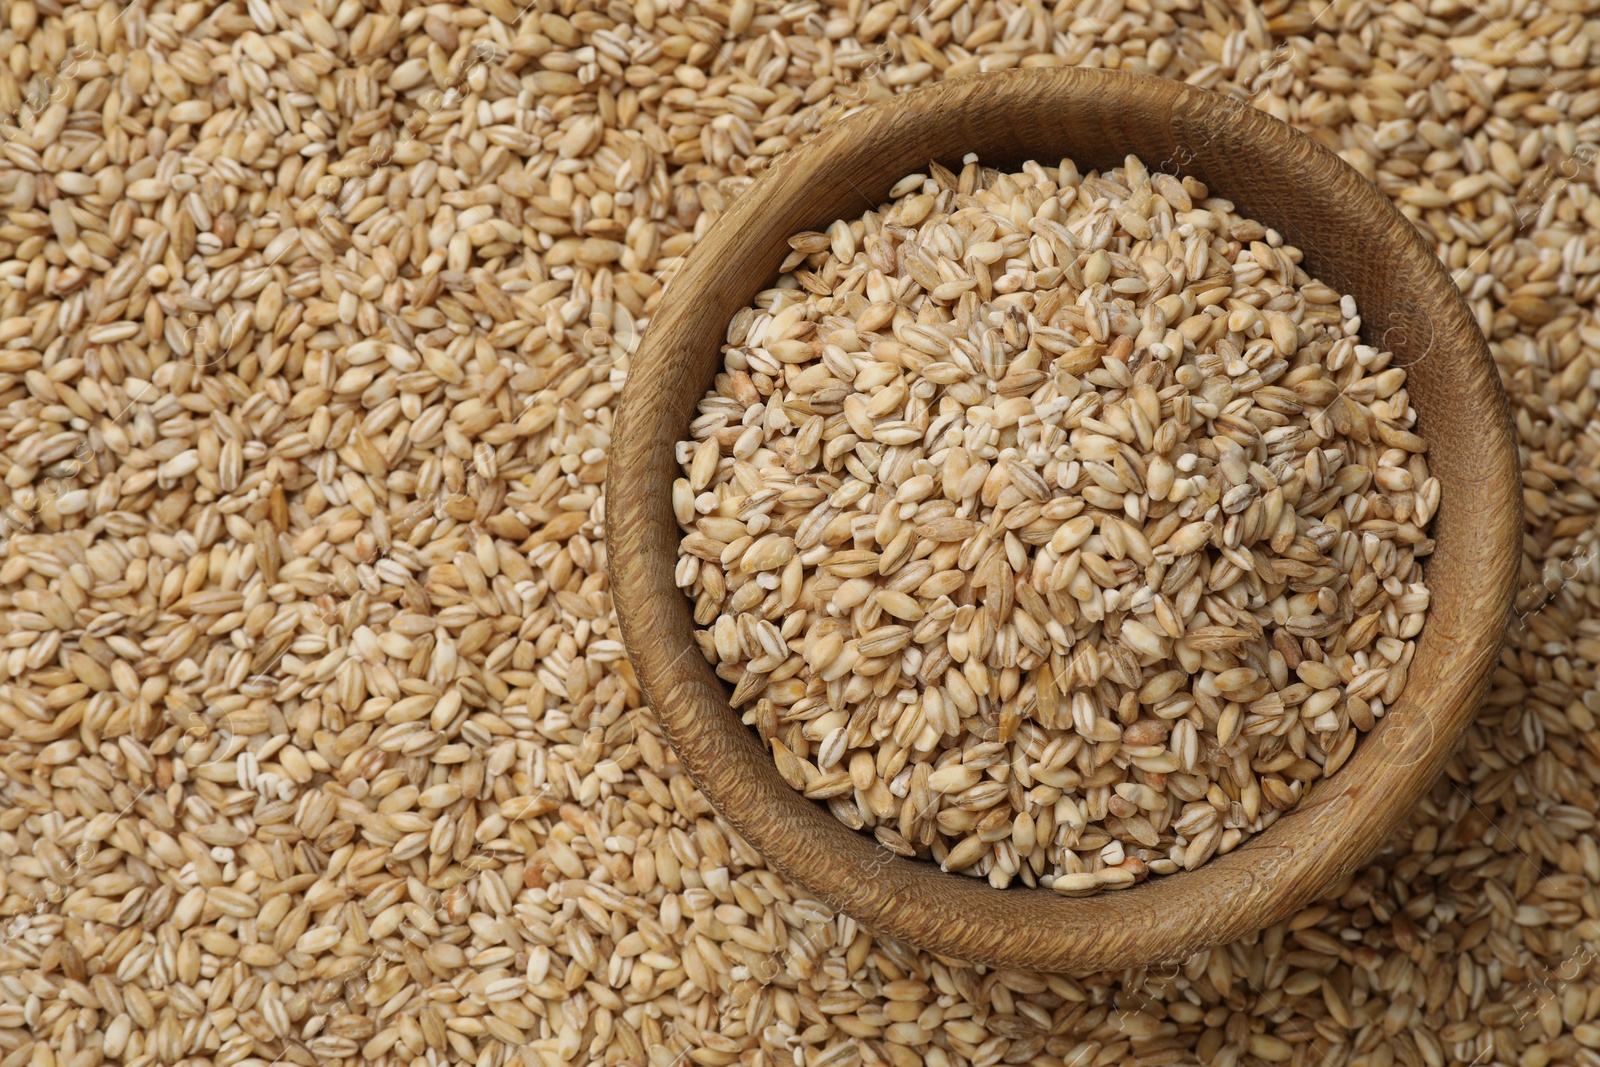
[606,68,1521,974]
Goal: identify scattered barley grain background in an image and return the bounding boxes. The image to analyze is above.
[0,0,1595,1065]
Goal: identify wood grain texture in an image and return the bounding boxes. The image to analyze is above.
[605,68,1522,974]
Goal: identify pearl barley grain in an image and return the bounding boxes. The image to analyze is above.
[677,157,1436,893]
[0,0,1588,1061]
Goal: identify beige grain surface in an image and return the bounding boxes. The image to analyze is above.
[0,0,1595,1065]
[674,158,1436,894]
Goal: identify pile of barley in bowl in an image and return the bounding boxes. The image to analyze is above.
[2,0,1599,1064]
[675,156,1436,892]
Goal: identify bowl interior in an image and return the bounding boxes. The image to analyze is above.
[607,68,1521,974]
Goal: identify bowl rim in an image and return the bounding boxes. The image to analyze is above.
[606,67,1521,973]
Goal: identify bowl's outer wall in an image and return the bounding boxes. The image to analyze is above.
[606,69,1522,974]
